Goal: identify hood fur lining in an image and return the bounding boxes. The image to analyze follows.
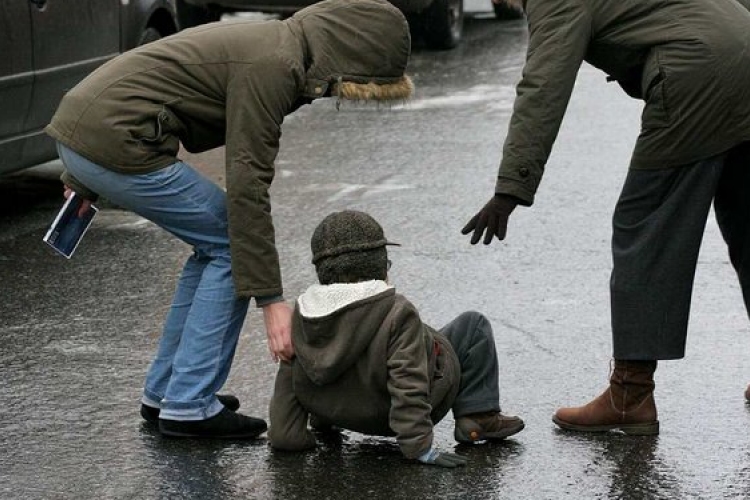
[334,75,413,102]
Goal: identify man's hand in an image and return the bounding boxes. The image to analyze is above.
[461,194,519,245]
[417,447,468,468]
[63,185,93,217]
[262,301,294,363]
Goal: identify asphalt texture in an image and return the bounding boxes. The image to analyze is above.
[1,10,750,500]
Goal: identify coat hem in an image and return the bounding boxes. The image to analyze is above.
[46,125,177,174]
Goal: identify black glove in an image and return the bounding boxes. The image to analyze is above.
[417,447,468,468]
[461,194,519,245]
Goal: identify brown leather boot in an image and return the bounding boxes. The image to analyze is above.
[454,411,525,443]
[553,360,659,435]
[745,384,750,402]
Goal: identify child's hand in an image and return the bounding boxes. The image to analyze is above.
[417,446,468,468]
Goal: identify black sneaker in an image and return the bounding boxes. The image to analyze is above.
[159,408,268,439]
[141,394,241,425]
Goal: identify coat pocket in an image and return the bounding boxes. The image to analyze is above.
[138,104,185,144]
[429,335,460,424]
[640,52,672,129]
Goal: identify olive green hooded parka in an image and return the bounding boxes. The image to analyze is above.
[46,0,412,300]
[496,0,750,205]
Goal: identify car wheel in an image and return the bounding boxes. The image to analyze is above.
[138,27,162,46]
[492,0,524,20]
[176,0,221,29]
[421,0,463,50]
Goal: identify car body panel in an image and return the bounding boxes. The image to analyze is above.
[0,1,34,170]
[122,0,179,49]
[25,0,121,145]
[183,0,433,15]
[0,0,178,175]
[187,0,318,13]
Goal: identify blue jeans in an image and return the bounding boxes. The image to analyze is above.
[57,143,249,421]
[439,312,501,417]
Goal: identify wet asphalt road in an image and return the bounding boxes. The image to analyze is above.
[2,10,750,500]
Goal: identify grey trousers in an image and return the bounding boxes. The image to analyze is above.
[439,311,502,417]
[611,142,750,360]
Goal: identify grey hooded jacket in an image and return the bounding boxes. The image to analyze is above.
[45,0,411,299]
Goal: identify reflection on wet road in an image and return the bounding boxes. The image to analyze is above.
[2,12,750,500]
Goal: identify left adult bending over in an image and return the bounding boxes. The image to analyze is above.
[45,0,413,439]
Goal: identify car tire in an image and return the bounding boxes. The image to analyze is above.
[176,0,221,29]
[138,27,163,46]
[492,0,524,20]
[420,0,463,50]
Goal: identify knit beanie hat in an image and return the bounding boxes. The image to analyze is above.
[311,210,399,284]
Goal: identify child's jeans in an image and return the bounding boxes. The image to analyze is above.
[440,311,502,416]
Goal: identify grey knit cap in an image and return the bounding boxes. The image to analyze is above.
[311,210,399,264]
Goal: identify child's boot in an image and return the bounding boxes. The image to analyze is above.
[454,411,525,443]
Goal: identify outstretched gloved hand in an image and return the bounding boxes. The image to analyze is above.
[461,194,519,245]
[417,447,468,468]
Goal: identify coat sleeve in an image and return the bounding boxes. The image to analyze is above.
[224,57,300,300]
[386,301,434,460]
[60,170,99,202]
[268,360,317,451]
[495,0,592,205]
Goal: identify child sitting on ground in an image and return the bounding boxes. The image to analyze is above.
[268,210,524,467]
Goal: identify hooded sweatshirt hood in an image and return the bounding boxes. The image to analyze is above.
[294,280,395,385]
[286,0,413,100]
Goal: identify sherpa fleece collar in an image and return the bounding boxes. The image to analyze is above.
[297,280,392,319]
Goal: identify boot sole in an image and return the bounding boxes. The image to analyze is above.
[159,428,266,440]
[552,415,659,435]
[455,421,526,443]
[141,396,241,425]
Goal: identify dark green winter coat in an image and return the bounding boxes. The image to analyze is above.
[496,0,750,205]
[268,282,460,460]
[46,0,412,300]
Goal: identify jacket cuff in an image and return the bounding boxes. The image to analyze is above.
[495,176,535,207]
[60,170,99,202]
[402,435,433,460]
[255,294,285,308]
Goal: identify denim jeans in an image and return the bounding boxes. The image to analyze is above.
[439,311,501,417]
[57,143,249,421]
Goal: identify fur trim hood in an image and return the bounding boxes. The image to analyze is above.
[286,0,413,101]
